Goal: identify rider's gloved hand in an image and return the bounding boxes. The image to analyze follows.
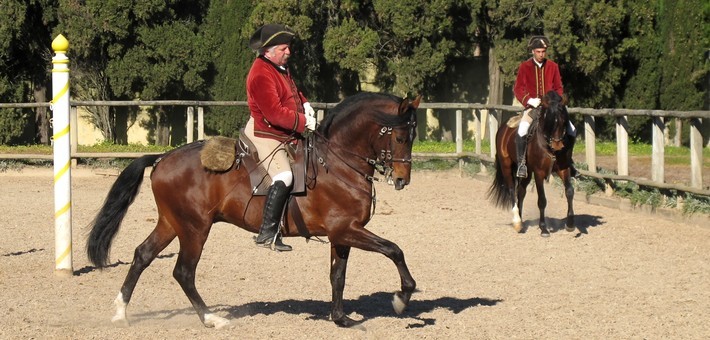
[527,98,541,108]
[303,102,315,118]
[305,114,317,131]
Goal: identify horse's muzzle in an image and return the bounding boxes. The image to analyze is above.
[394,177,408,190]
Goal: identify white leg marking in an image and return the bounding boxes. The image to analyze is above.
[392,294,406,315]
[512,205,521,225]
[111,292,129,326]
[204,313,230,329]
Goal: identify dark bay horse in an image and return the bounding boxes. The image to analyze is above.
[87,92,421,328]
[487,91,575,237]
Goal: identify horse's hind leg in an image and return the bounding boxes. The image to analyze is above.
[171,224,229,329]
[113,219,176,326]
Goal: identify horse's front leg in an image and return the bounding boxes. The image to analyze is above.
[533,173,549,237]
[563,172,576,232]
[330,228,416,322]
[513,177,530,233]
[329,245,360,327]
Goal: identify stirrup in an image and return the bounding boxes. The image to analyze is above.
[516,163,528,178]
[254,234,292,252]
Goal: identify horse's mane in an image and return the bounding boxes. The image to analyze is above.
[318,92,413,138]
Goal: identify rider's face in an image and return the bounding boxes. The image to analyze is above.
[265,44,291,67]
[532,48,547,63]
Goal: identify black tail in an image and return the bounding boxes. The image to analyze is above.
[87,154,162,267]
[487,157,515,209]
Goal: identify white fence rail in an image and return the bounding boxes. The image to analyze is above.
[1,100,708,196]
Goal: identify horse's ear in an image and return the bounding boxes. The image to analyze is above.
[411,94,422,109]
[562,94,568,106]
[399,95,422,114]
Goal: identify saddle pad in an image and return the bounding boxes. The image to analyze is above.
[200,136,237,172]
[506,115,522,128]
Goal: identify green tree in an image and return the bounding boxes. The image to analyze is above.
[658,0,707,111]
[58,0,213,146]
[0,0,57,145]
[202,0,253,137]
[613,1,661,143]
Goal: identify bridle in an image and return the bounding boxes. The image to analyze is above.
[310,115,417,194]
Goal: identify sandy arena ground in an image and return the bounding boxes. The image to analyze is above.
[0,167,708,339]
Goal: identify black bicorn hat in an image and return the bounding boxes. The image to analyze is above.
[249,24,296,50]
[527,36,551,51]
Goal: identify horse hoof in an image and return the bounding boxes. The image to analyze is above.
[513,222,524,233]
[565,226,576,232]
[111,315,129,327]
[204,313,230,329]
[392,292,407,314]
[540,231,550,238]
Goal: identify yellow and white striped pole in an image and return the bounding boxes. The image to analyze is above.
[51,34,73,277]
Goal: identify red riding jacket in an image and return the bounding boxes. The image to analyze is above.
[513,58,564,108]
[246,56,309,141]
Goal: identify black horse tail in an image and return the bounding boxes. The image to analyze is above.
[87,154,162,268]
[487,157,515,209]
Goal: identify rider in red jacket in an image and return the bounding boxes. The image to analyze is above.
[246,24,316,251]
[513,36,577,178]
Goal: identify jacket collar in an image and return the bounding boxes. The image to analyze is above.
[259,55,289,74]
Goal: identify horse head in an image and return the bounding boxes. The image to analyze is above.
[317,92,421,190]
[384,95,421,189]
[540,91,569,152]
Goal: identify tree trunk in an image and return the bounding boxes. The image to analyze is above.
[156,108,170,146]
[34,85,50,144]
[487,46,504,105]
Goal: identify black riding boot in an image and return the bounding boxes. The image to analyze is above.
[254,181,292,251]
[515,134,528,178]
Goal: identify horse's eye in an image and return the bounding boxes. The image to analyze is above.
[395,136,406,144]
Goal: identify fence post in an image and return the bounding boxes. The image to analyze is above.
[651,116,665,183]
[473,109,481,155]
[489,109,499,159]
[456,109,463,174]
[50,34,73,277]
[197,106,204,140]
[690,118,703,188]
[584,115,596,173]
[186,106,194,143]
[426,108,439,140]
[616,115,629,177]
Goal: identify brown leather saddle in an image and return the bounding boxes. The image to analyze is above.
[236,129,307,196]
